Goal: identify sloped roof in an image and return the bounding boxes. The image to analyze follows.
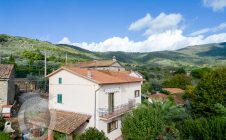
[75,60,118,68]
[0,64,14,79]
[173,95,185,105]
[47,66,144,85]
[27,109,91,134]
[149,93,168,101]
[162,88,185,94]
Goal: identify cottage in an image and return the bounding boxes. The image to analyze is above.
[75,57,125,71]
[75,57,143,79]
[46,66,144,140]
[0,64,15,107]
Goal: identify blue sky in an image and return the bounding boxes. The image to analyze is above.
[1,0,226,52]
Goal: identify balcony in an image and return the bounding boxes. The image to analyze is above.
[98,99,136,120]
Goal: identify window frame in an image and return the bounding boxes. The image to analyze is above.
[134,90,140,97]
[57,94,62,104]
[58,77,62,84]
[107,120,118,133]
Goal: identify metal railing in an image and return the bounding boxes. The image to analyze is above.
[98,99,136,119]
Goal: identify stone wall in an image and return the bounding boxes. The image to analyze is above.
[0,80,8,105]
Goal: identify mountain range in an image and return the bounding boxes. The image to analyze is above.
[1,34,226,69]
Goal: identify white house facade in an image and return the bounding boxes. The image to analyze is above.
[47,66,143,140]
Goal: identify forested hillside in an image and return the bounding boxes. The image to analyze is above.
[1,34,226,78]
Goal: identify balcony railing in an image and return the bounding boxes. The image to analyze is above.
[98,99,136,120]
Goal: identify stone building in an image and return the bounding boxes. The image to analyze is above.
[0,64,15,106]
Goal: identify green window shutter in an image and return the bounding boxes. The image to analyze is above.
[59,78,62,84]
[57,94,62,103]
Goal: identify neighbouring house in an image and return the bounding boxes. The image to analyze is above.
[162,88,185,105]
[148,92,168,103]
[75,56,125,71]
[162,88,185,95]
[75,57,143,79]
[15,78,37,92]
[0,64,15,107]
[43,66,144,140]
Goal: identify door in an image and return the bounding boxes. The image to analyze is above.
[108,93,114,113]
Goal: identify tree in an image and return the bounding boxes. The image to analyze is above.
[141,82,153,94]
[191,67,212,79]
[122,100,187,140]
[122,105,165,140]
[162,74,192,90]
[180,117,226,140]
[189,68,226,116]
[173,68,186,75]
[75,127,108,140]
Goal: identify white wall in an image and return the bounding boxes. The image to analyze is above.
[96,82,142,140]
[95,62,125,71]
[49,70,99,129]
[49,70,142,140]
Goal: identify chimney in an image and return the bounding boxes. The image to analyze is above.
[87,70,92,79]
[112,56,116,62]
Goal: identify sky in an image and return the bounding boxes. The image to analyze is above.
[1,0,226,52]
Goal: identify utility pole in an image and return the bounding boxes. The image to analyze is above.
[65,53,68,65]
[0,52,1,64]
[44,50,47,77]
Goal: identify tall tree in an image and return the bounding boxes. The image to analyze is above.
[162,74,192,90]
[189,68,226,116]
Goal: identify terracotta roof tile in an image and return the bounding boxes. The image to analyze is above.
[0,64,14,79]
[75,60,117,68]
[162,88,185,94]
[149,93,168,101]
[28,109,91,134]
[47,66,144,84]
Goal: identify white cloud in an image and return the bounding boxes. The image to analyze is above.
[129,12,183,35]
[129,14,152,31]
[72,30,226,52]
[203,0,226,11]
[190,22,226,36]
[59,13,226,52]
[58,37,71,44]
[190,28,210,36]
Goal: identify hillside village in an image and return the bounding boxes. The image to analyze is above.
[0,48,226,140]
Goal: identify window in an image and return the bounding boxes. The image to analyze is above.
[107,120,118,133]
[57,94,62,103]
[58,78,62,84]
[108,93,114,112]
[135,90,140,97]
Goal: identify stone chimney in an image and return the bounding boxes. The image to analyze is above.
[112,56,116,62]
[87,70,92,79]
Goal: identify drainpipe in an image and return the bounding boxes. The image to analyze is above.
[94,85,102,128]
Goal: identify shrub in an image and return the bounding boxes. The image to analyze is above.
[180,117,226,140]
[189,68,226,116]
[0,117,6,131]
[162,74,192,90]
[53,131,66,140]
[0,132,11,140]
[75,127,108,140]
[122,106,165,140]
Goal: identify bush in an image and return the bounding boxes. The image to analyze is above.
[162,74,192,90]
[0,132,11,140]
[191,67,212,79]
[141,82,153,94]
[75,127,108,140]
[122,106,165,140]
[180,117,226,140]
[189,68,226,116]
[0,117,6,131]
[53,131,66,139]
